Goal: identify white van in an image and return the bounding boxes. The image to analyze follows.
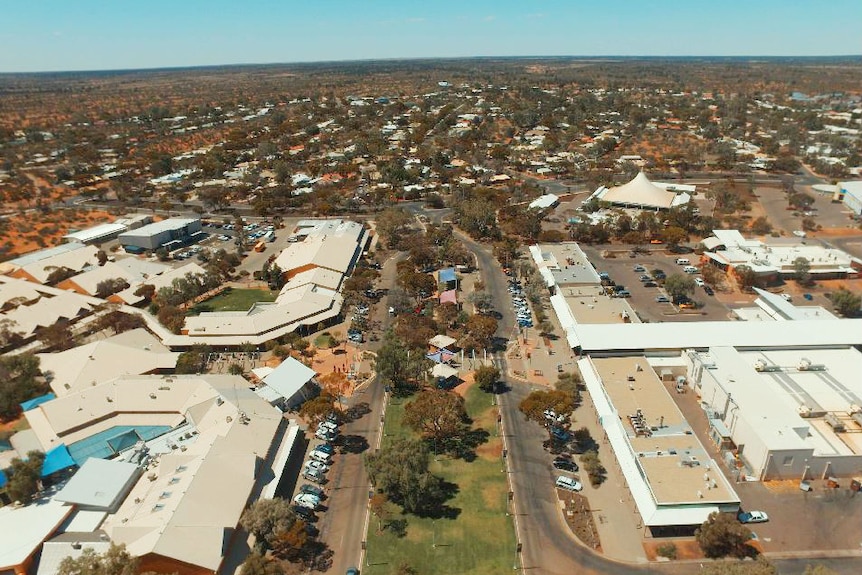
[675,258,690,265]
[683,265,699,274]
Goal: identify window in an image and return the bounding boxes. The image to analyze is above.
[782,456,794,466]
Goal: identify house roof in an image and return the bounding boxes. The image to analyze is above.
[38,328,178,397]
[62,222,127,244]
[528,194,559,210]
[14,245,100,284]
[429,334,457,350]
[275,219,366,275]
[54,457,140,509]
[262,356,317,400]
[438,268,457,283]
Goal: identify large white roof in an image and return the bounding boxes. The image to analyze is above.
[62,222,127,244]
[597,172,686,210]
[54,457,141,510]
[38,328,178,397]
[572,319,862,353]
[12,245,100,284]
[275,219,365,274]
[0,277,101,338]
[262,356,317,400]
[0,499,72,571]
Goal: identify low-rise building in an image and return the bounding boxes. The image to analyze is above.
[118,218,203,253]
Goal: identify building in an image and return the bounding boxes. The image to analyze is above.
[0,499,73,575]
[528,193,560,211]
[118,218,204,253]
[251,356,319,410]
[3,244,99,285]
[0,276,102,341]
[591,172,691,211]
[276,219,367,278]
[702,229,860,281]
[838,180,862,216]
[22,374,296,575]
[54,458,142,513]
[62,222,128,245]
[38,328,179,397]
[579,356,740,531]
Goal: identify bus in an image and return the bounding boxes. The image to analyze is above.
[254,240,266,252]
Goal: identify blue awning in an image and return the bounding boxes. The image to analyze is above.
[0,469,7,489]
[20,393,56,412]
[41,444,77,477]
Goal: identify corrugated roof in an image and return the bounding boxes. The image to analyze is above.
[0,499,72,570]
[262,356,316,400]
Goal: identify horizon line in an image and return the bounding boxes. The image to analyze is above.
[2,53,861,76]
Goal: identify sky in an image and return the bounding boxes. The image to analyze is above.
[2,0,860,73]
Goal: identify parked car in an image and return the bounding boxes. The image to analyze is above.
[638,274,652,282]
[555,475,583,492]
[643,281,658,288]
[300,483,325,498]
[309,450,332,464]
[703,286,715,296]
[304,460,330,474]
[293,493,320,510]
[633,264,646,272]
[553,458,579,472]
[655,295,670,303]
[314,443,335,456]
[550,427,571,442]
[303,468,325,484]
[694,277,705,287]
[292,504,316,520]
[315,429,338,441]
[738,510,769,523]
[318,421,338,433]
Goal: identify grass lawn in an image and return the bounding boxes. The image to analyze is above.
[187,288,279,314]
[365,385,516,575]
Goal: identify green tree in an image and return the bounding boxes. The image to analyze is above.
[474,365,501,393]
[749,216,772,236]
[580,450,607,486]
[467,291,493,313]
[240,551,285,575]
[240,498,302,549]
[0,354,45,421]
[365,438,446,515]
[92,310,146,335]
[464,314,498,350]
[734,265,759,292]
[663,273,696,300]
[403,389,468,442]
[661,226,688,249]
[174,345,212,374]
[829,288,861,317]
[7,450,46,502]
[94,277,130,299]
[57,543,140,575]
[793,256,811,285]
[555,372,582,405]
[518,390,575,426]
[695,511,754,558]
[37,321,76,351]
[374,330,429,395]
[298,391,340,426]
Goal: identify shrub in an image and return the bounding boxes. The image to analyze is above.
[656,542,678,560]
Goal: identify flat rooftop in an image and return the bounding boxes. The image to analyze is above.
[698,346,862,456]
[532,243,602,286]
[591,356,737,506]
[563,293,637,325]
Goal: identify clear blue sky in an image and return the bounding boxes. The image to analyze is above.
[2,0,860,72]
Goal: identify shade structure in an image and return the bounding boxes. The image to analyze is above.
[41,444,77,477]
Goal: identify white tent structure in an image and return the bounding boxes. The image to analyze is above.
[594,172,690,210]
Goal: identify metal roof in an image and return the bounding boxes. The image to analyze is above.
[54,457,141,510]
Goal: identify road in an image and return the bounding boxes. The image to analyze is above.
[314,250,403,575]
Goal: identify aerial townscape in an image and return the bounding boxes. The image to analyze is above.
[1,3,861,575]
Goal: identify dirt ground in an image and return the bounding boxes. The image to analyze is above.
[0,208,115,258]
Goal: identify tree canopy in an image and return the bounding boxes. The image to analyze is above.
[6,450,46,502]
[518,389,575,426]
[663,273,696,299]
[365,438,446,515]
[0,353,45,421]
[403,389,468,442]
[56,544,142,575]
[473,365,501,393]
[829,288,861,317]
[695,511,755,558]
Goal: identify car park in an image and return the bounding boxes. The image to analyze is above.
[555,475,583,492]
[738,510,769,523]
[553,458,579,472]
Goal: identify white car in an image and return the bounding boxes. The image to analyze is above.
[315,428,337,441]
[694,277,705,287]
[304,460,330,474]
[555,475,583,492]
[738,510,769,523]
[309,449,332,464]
[293,493,320,510]
[318,421,338,433]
